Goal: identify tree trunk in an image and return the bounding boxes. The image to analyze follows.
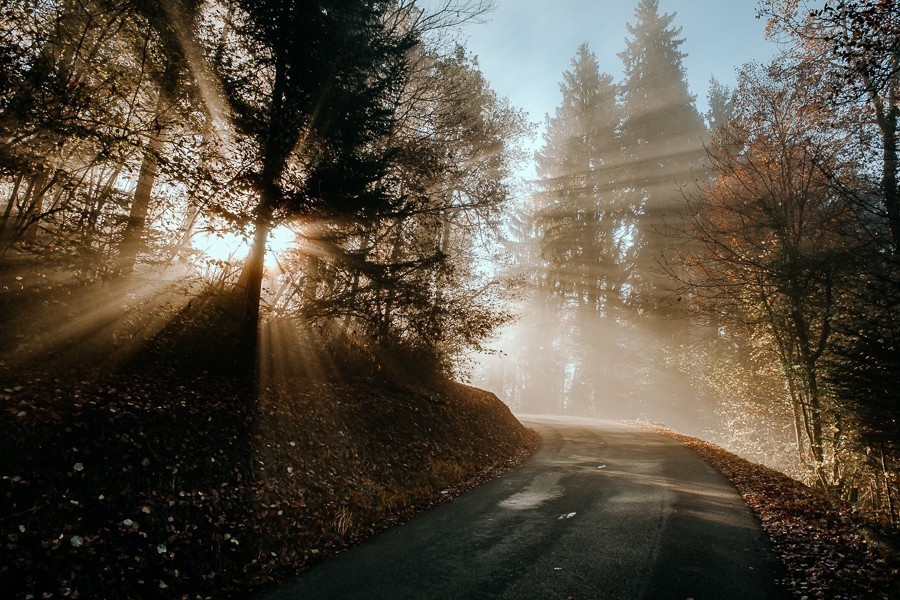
[166,203,201,266]
[167,106,217,267]
[118,92,166,274]
[236,198,274,364]
[790,396,806,464]
[234,51,291,368]
[84,163,124,248]
[372,224,406,342]
[797,333,827,482]
[21,170,50,239]
[882,445,897,525]
[304,253,320,305]
[2,170,49,254]
[342,270,360,332]
[881,105,900,252]
[0,174,23,245]
[440,216,451,254]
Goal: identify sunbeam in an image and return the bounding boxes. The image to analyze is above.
[1,1,897,596]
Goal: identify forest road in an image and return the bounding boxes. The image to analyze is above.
[257,416,787,600]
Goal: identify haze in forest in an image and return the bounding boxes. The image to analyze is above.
[460,0,900,525]
[417,1,782,437]
[1,0,898,526]
[461,0,774,436]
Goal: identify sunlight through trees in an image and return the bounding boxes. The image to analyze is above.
[2,0,898,532]
[471,0,900,524]
[0,0,528,376]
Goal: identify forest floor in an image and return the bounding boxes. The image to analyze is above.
[0,267,533,598]
[0,364,538,599]
[635,422,900,600]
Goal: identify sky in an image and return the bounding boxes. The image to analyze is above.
[434,0,783,148]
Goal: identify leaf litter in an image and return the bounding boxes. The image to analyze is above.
[0,366,539,598]
[634,422,900,599]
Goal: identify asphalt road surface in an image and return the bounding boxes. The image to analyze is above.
[259,416,786,600]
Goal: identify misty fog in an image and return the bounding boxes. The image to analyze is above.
[469,291,715,438]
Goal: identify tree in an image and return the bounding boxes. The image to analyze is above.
[762,0,900,252]
[116,0,204,275]
[681,63,857,487]
[266,44,529,372]
[534,43,626,314]
[705,76,735,134]
[210,0,417,356]
[619,0,706,312]
[761,0,900,515]
[0,1,154,271]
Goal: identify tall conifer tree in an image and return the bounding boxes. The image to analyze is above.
[534,44,626,314]
[220,0,416,357]
[618,0,705,313]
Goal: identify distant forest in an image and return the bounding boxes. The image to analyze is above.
[1,0,898,524]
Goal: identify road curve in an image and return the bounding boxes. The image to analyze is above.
[258,416,786,600]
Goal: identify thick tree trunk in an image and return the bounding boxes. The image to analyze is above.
[795,323,828,483]
[807,391,826,471]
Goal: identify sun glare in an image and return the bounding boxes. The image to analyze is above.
[197,231,246,263]
[267,224,297,265]
[194,223,298,272]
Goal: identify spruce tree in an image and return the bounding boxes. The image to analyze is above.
[618,0,705,313]
[705,76,734,133]
[534,43,627,315]
[220,0,417,359]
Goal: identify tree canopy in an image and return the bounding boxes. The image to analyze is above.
[0,0,528,376]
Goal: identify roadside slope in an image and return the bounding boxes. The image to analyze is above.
[0,368,538,598]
